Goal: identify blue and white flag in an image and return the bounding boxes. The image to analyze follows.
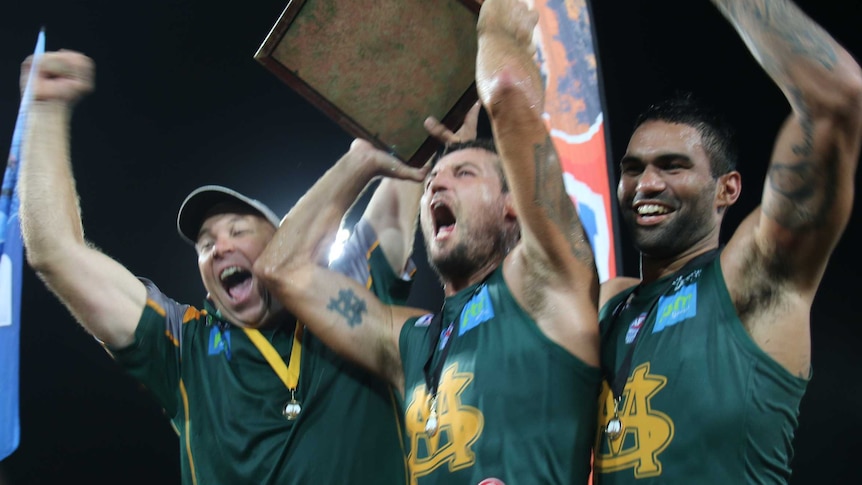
[0,29,45,461]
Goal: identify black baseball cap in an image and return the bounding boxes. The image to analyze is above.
[177,185,280,246]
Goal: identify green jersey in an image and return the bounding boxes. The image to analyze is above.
[111,220,410,485]
[595,256,808,484]
[399,265,601,485]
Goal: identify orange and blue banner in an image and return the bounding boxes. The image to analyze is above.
[531,0,619,283]
[1,29,45,461]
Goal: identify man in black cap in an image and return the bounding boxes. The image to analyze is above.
[17,48,474,484]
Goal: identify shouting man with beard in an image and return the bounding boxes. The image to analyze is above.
[254,0,601,483]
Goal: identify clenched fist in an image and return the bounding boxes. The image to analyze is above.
[21,50,94,105]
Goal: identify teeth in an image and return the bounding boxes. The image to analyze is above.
[220,266,242,281]
[637,204,669,216]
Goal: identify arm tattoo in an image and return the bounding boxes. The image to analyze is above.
[717,0,837,71]
[765,149,838,230]
[764,88,836,230]
[713,3,840,231]
[532,137,595,267]
[789,88,815,157]
[327,288,368,328]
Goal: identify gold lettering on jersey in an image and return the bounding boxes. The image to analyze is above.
[405,363,484,485]
[595,362,674,478]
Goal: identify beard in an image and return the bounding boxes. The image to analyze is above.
[427,241,476,281]
[625,193,716,260]
[426,226,512,283]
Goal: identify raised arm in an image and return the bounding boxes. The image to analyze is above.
[254,139,428,392]
[19,51,147,348]
[716,0,862,373]
[368,101,484,272]
[475,0,599,366]
[363,176,423,276]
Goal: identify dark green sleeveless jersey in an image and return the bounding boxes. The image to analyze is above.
[399,265,601,485]
[595,256,808,484]
[110,220,410,485]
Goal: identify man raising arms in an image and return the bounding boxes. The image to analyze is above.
[594,0,862,482]
[17,48,432,484]
[255,0,601,483]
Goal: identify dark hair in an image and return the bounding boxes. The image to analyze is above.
[435,138,498,159]
[635,91,738,177]
[433,138,508,192]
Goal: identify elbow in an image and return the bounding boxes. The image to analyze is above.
[24,240,68,275]
[806,53,862,121]
[21,214,88,274]
[838,62,862,122]
[25,250,50,274]
[252,254,308,302]
[251,256,283,294]
[829,58,862,120]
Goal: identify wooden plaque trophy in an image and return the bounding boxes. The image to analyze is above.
[255,0,482,166]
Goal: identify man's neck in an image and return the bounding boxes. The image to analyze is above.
[255,309,296,332]
[209,302,294,332]
[442,259,501,297]
[639,245,721,284]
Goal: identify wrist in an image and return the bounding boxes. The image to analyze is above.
[29,99,74,119]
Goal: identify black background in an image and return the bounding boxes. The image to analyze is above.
[0,1,859,483]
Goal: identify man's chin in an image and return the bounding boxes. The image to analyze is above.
[216,302,265,328]
[257,308,292,330]
[636,239,687,260]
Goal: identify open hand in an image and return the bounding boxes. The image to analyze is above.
[423,100,482,145]
[348,139,430,182]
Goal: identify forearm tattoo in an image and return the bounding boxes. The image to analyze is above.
[715,0,837,73]
[327,288,368,328]
[532,137,595,268]
[713,1,840,230]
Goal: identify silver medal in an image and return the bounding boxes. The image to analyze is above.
[606,417,622,440]
[425,395,439,436]
[283,398,302,420]
[425,412,439,436]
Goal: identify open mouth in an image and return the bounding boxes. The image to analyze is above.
[431,200,456,238]
[635,203,671,217]
[220,266,253,301]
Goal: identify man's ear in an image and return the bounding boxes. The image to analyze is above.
[503,192,518,221]
[716,170,742,212]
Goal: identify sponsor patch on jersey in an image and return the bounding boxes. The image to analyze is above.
[625,313,647,344]
[208,327,231,355]
[653,282,697,333]
[458,285,495,336]
[477,479,507,485]
[414,313,434,327]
